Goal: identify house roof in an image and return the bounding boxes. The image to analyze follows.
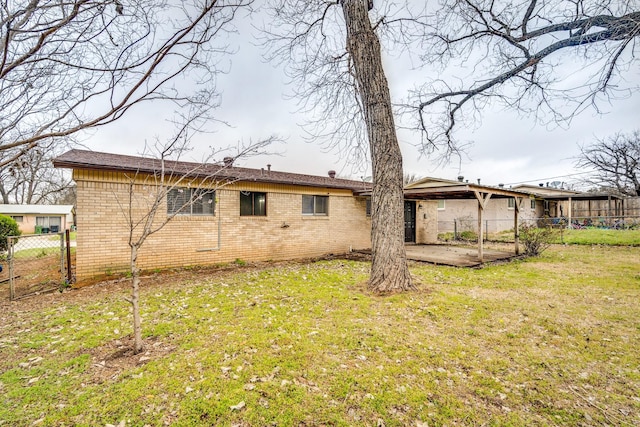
[53,149,372,193]
[542,192,624,201]
[397,177,533,200]
[0,204,74,215]
[512,184,582,197]
[512,185,623,201]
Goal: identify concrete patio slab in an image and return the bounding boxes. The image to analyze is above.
[404,244,516,267]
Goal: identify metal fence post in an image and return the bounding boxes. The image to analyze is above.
[8,237,14,301]
[454,219,458,240]
[65,230,72,284]
[59,232,65,287]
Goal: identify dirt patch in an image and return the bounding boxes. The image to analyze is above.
[0,253,67,300]
[87,335,177,385]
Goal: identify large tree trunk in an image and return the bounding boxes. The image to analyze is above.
[341,0,413,292]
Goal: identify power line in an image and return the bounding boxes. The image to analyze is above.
[503,170,595,186]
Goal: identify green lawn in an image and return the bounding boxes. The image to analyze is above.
[47,231,76,241]
[1,245,639,426]
[489,227,640,246]
[12,247,61,259]
[556,228,640,245]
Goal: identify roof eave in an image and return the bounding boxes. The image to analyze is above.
[55,159,368,193]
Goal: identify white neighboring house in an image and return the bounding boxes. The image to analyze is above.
[0,205,74,234]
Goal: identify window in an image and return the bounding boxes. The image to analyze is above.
[302,195,328,216]
[530,199,536,210]
[36,216,61,228]
[366,198,371,216]
[437,200,445,210]
[240,191,267,216]
[167,188,215,216]
[507,198,515,209]
[10,215,23,222]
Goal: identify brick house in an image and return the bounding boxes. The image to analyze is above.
[0,204,74,234]
[54,150,405,279]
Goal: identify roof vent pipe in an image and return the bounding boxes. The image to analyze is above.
[328,170,336,179]
[267,164,271,172]
[477,178,481,185]
[457,175,464,182]
[498,183,504,188]
[539,183,544,187]
[223,156,234,167]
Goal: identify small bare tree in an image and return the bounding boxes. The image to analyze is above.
[576,130,640,196]
[0,0,253,164]
[403,173,422,186]
[115,127,272,354]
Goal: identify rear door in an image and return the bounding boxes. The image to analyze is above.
[404,201,416,243]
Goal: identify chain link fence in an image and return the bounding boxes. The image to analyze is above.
[2,232,74,300]
[437,215,640,242]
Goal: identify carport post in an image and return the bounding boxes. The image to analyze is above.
[514,198,522,255]
[474,191,492,262]
[478,203,484,262]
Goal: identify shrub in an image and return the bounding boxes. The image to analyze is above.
[0,214,21,252]
[459,230,478,241]
[519,223,557,256]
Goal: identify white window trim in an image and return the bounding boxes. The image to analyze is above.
[167,188,216,216]
[302,195,329,216]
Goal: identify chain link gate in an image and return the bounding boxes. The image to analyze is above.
[4,232,71,300]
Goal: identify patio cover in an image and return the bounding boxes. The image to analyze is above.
[541,192,625,223]
[356,177,534,262]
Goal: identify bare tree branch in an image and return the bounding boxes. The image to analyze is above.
[0,141,74,204]
[411,1,640,151]
[0,0,253,157]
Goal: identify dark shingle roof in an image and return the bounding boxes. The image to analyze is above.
[53,149,371,192]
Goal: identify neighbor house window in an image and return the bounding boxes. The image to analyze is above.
[530,199,536,210]
[437,200,445,210]
[167,188,215,216]
[302,195,328,216]
[36,216,62,228]
[507,198,515,209]
[10,215,23,222]
[240,191,267,216]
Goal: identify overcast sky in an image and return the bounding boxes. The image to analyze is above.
[84,5,640,190]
